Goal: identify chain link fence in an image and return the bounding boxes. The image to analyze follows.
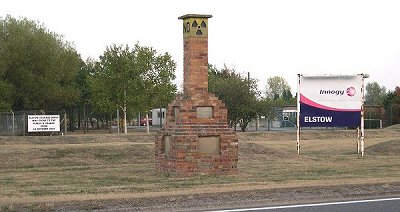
[0,110,66,136]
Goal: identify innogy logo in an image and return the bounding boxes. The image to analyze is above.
[319,86,356,96]
[346,87,356,96]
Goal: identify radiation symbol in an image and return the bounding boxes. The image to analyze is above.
[192,20,207,35]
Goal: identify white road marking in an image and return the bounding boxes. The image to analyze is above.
[208,197,400,212]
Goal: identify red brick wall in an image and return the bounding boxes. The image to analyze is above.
[183,37,209,96]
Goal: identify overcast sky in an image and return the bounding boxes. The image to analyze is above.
[2,0,400,94]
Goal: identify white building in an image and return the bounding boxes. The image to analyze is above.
[151,108,166,126]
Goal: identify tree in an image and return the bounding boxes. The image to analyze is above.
[0,80,14,111]
[383,86,400,126]
[74,58,96,132]
[365,82,387,105]
[135,45,177,133]
[89,44,176,134]
[89,44,137,134]
[282,88,296,104]
[0,15,81,111]
[0,18,15,110]
[257,97,285,131]
[266,76,291,99]
[209,65,259,131]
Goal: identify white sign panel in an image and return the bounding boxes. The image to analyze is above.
[28,115,60,132]
[299,75,363,127]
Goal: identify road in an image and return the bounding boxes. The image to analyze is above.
[211,197,400,212]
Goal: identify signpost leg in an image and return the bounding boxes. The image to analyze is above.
[361,135,364,157]
[357,127,360,154]
[361,118,365,157]
[297,74,301,154]
[360,74,366,157]
[297,127,300,154]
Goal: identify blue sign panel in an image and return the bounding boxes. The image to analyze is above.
[300,103,361,127]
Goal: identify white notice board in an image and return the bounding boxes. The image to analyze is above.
[28,115,60,132]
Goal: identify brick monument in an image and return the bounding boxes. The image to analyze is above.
[155,14,239,176]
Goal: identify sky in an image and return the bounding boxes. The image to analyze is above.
[2,0,400,95]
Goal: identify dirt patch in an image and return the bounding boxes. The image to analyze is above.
[366,139,400,156]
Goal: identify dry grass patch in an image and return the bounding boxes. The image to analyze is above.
[366,139,400,156]
[0,128,400,207]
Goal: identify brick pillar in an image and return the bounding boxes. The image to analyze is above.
[179,14,212,97]
[155,14,238,177]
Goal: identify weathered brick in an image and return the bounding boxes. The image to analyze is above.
[155,14,238,177]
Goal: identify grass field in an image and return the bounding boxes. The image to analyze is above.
[1,126,400,209]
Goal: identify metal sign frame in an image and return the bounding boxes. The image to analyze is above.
[297,74,366,156]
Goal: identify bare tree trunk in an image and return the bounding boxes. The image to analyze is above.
[109,112,112,134]
[83,104,86,134]
[159,107,163,128]
[146,113,150,134]
[117,108,120,134]
[86,105,89,133]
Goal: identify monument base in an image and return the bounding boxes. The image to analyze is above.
[155,93,238,177]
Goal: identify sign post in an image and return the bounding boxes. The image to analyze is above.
[297,74,365,156]
[297,74,301,154]
[360,75,366,156]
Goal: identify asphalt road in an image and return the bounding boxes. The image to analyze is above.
[211,197,400,212]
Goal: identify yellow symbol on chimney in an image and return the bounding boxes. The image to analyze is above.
[182,18,208,38]
[191,20,207,35]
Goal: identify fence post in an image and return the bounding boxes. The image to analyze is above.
[10,110,15,135]
[64,112,67,135]
[23,112,26,136]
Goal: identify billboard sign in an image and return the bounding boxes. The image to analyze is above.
[299,75,363,127]
[28,115,60,132]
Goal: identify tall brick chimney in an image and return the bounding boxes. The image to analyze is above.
[155,14,238,177]
[179,14,212,96]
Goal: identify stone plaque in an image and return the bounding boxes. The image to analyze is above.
[164,136,171,154]
[172,106,179,120]
[196,106,213,118]
[198,136,220,155]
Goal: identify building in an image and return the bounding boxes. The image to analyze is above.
[151,108,166,126]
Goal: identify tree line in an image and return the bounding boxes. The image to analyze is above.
[1,16,399,132]
[0,16,176,133]
[209,66,400,131]
[209,65,295,131]
[365,82,400,125]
